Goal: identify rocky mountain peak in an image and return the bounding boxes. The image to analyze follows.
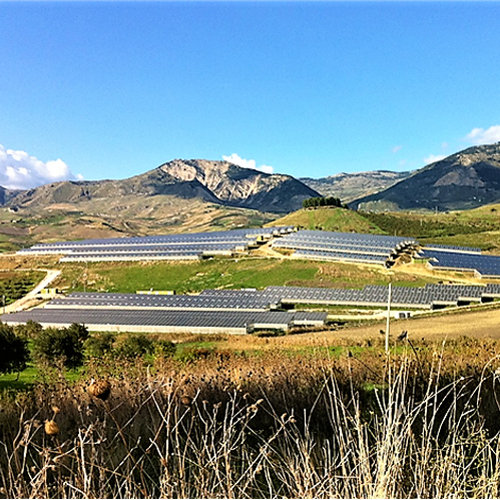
[0,158,320,214]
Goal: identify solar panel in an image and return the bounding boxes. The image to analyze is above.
[1,308,327,333]
[17,227,295,261]
[46,291,276,311]
[419,250,500,278]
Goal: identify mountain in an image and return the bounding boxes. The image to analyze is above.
[300,170,410,203]
[3,159,320,214]
[350,143,500,212]
[0,186,20,206]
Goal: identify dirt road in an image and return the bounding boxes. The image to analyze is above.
[3,269,61,313]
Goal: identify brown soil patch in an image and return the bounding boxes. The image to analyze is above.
[276,306,500,347]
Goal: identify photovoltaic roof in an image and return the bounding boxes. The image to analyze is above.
[45,291,277,311]
[272,229,417,267]
[419,250,500,278]
[2,280,498,334]
[18,227,295,262]
[0,308,327,333]
[15,225,500,276]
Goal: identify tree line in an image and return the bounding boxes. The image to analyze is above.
[0,321,176,377]
[302,196,344,209]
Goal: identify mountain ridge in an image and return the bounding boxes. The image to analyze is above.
[1,159,320,214]
[350,142,500,211]
[300,170,410,203]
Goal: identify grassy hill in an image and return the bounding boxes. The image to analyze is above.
[269,204,500,254]
[5,193,500,258]
[267,206,384,233]
[360,203,500,253]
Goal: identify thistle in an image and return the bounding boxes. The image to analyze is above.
[44,420,59,436]
[87,379,111,401]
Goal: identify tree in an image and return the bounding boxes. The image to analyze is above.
[14,320,43,339]
[33,323,89,369]
[302,196,344,209]
[0,322,30,375]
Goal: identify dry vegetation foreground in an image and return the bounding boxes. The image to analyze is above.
[3,337,500,498]
[5,233,500,497]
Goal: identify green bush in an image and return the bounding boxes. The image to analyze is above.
[303,196,344,209]
[117,334,155,359]
[0,322,30,375]
[33,323,89,369]
[84,332,116,358]
[155,340,176,358]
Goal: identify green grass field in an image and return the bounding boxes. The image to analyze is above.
[57,257,443,294]
[267,206,384,233]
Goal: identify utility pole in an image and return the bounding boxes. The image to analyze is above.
[385,283,392,354]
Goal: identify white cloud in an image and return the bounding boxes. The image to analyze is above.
[222,153,274,174]
[392,145,403,154]
[0,144,82,190]
[424,154,446,165]
[465,125,500,145]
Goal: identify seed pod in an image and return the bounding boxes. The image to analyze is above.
[180,395,192,406]
[87,379,111,401]
[45,420,59,436]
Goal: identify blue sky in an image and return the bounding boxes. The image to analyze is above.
[1,1,500,190]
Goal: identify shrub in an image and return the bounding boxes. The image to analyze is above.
[33,323,89,370]
[85,332,116,358]
[117,334,155,359]
[303,196,344,209]
[154,339,176,358]
[0,322,30,375]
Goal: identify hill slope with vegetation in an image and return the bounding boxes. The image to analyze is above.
[267,206,384,233]
[360,203,500,253]
[301,170,410,203]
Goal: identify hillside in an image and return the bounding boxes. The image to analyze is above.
[0,158,319,250]
[3,159,320,214]
[350,143,500,211]
[0,196,278,251]
[301,170,410,203]
[360,202,500,253]
[266,206,384,234]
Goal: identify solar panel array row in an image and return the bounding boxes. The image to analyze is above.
[201,283,496,309]
[418,250,500,278]
[292,249,388,265]
[1,308,327,334]
[272,230,416,267]
[421,243,482,254]
[3,280,497,334]
[18,227,295,262]
[46,291,279,311]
